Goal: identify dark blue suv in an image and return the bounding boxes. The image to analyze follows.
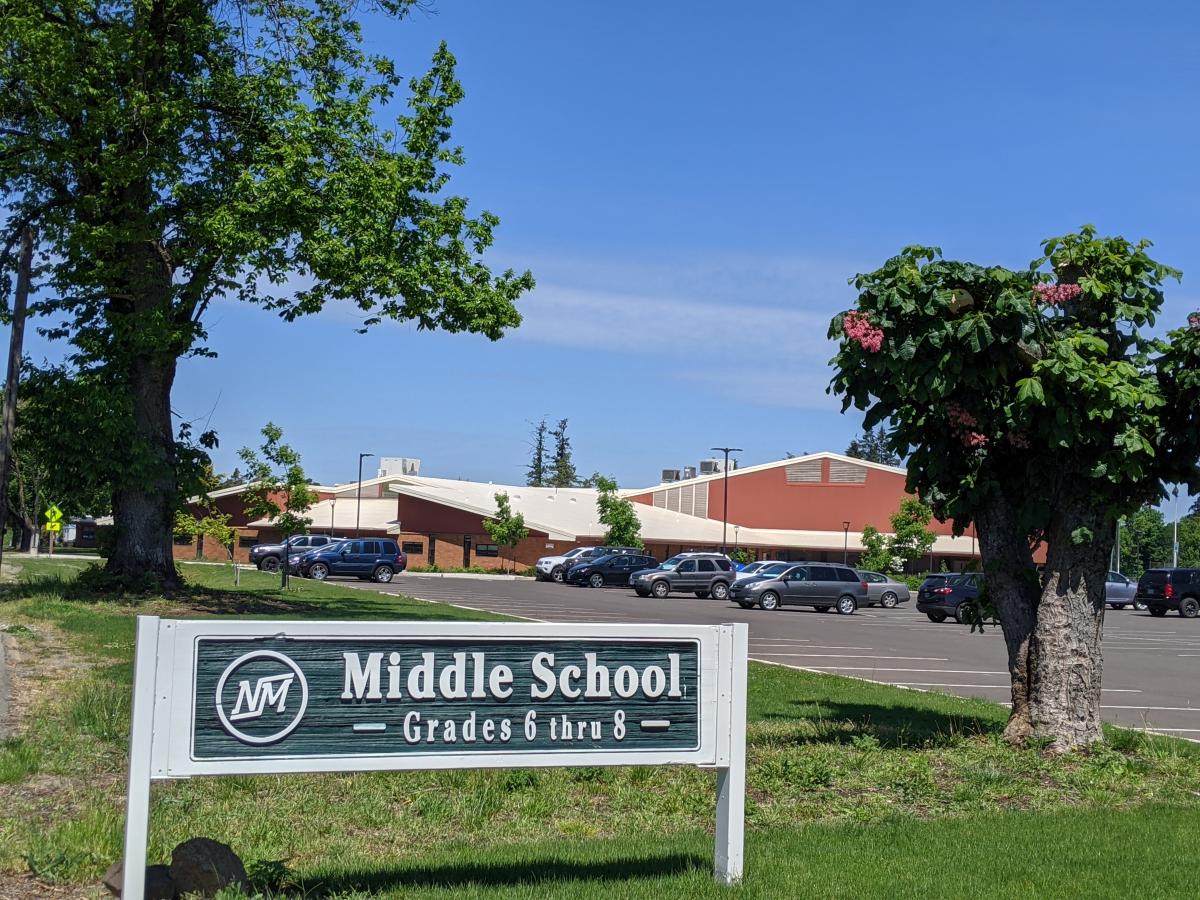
[295,538,407,583]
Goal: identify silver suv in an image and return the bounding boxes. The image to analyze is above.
[631,552,736,601]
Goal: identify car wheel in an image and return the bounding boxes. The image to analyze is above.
[260,556,279,573]
[589,573,605,589]
[1134,600,1148,611]
[927,612,947,623]
[737,601,754,609]
[635,588,650,598]
[309,563,329,581]
[955,603,975,625]
[373,565,394,583]
[836,595,857,615]
[651,580,670,599]
[1180,597,1200,619]
[711,581,730,601]
[880,591,898,609]
[759,591,780,611]
[1110,603,1126,610]
[1149,606,1167,617]
[551,567,566,584]
[694,591,710,598]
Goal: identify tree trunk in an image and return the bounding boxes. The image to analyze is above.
[1028,496,1111,751]
[106,354,179,585]
[974,493,1040,743]
[104,241,181,587]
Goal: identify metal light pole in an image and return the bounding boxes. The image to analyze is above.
[1114,517,1123,573]
[711,446,741,553]
[357,453,374,537]
[1172,486,1180,567]
[842,520,850,565]
[0,228,33,568]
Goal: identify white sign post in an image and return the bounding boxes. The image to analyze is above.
[121,618,747,898]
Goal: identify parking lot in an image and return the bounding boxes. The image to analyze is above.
[347,574,1200,740]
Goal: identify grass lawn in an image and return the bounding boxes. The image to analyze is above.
[1,559,1198,898]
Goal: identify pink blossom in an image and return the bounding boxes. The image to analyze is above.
[945,402,978,429]
[962,431,988,448]
[843,310,885,353]
[1033,283,1082,306]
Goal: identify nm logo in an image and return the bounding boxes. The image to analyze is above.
[215,650,309,745]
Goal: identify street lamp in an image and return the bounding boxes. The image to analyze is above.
[710,447,742,554]
[733,524,740,553]
[357,452,374,537]
[842,520,851,565]
[1172,485,1180,567]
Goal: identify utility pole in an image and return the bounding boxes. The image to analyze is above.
[357,452,374,537]
[710,447,741,553]
[0,228,34,572]
[1172,486,1180,568]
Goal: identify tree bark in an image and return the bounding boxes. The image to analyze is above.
[1028,495,1110,751]
[974,493,1040,743]
[104,240,181,587]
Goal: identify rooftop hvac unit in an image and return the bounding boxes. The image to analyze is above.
[377,456,421,478]
[682,466,697,479]
[661,469,681,483]
[699,458,724,475]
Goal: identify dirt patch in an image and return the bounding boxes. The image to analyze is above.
[2,624,95,734]
[0,873,101,899]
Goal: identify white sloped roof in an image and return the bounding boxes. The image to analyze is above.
[628,450,907,495]
[247,497,400,533]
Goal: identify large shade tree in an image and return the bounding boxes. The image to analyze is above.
[829,227,1200,750]
[1,1,533,583]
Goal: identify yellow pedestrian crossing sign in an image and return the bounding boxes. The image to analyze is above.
[45,505,63,524]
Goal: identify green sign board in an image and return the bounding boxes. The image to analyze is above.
[193,636,701,760]
[120,618,747,899]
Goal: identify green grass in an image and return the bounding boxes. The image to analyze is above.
[1,559,1198,897]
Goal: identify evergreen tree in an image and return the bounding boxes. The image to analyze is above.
[526,419,549,487]
[550,418,578,488]
[845,427,901,466]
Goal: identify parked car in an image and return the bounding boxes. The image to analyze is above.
[295,538,407,583]
[856,571,911,608]
[1136,568,1200,618]
[249,534,339,571]
[567,553,658,587]
[1105,571,1142,610]
[729,562,868,614]
[734,560,785,581]
[631,553,736,600]
[916,572,980,623]
[535,546,640,583]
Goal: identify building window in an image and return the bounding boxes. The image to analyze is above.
[402,541,424,555]
[238,536,257,548]
[475,544,499,558]
[173,534,194,546]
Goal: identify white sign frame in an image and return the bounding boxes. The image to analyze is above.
[121,617,747,898]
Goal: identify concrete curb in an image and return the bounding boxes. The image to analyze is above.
[0,632,10,740]
[398,572,524,582]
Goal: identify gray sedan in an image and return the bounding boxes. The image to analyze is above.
[856,571,911,608]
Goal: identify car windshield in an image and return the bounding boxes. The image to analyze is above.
[742,562,764,573]
[323,541,348,553]
[563,548,587,558]
[660,557,684,570]
[587,554,616,566]
[758,563,790,577]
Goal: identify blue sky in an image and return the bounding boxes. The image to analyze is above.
[9,1,1200,499]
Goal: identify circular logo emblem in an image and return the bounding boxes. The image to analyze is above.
[215,650,309,745]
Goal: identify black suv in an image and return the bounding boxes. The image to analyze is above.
[631,553,736,600]
[249,534,338,571]
[916,572,981,624]
[1136,569,1200,618]
[567,553,658,587]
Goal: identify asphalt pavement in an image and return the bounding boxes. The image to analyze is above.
[341,573,1200,740]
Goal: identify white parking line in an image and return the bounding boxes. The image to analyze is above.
[889,682,1009,689]
[755,645,873,651]
[765,654,950,661]
[1100,705,1200,711]
[803,667,1008,674]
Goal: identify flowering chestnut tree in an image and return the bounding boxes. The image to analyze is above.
[829,226,1200,751]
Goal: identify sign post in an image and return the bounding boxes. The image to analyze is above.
[121,619,748,898]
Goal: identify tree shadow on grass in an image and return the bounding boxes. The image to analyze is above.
[0,574,493,623]
[757,699,1004,750]
[288,852,709,896]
